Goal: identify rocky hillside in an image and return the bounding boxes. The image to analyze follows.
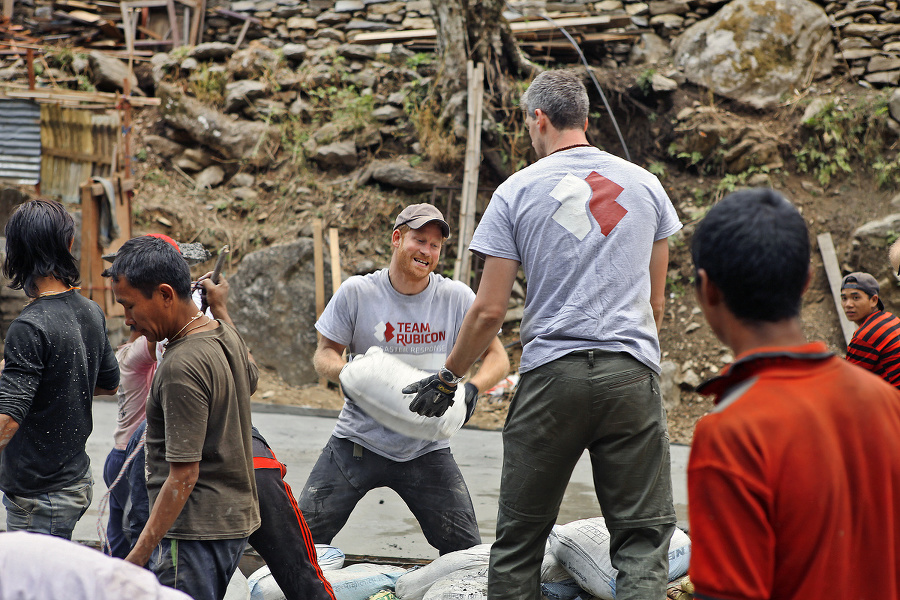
[5,0,900,442]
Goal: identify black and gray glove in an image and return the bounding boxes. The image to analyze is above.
[463,382,478,423]
[404,374,457,418]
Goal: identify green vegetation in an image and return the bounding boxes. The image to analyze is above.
[795,94,898,188]
[187,63,228,105]
[403,80,465,170]
[637,69,656,95]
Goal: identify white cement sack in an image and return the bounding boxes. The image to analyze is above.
[422,566,488,600]
[395,544,492,599]
[247,545,346,600]
[224,569,251,600]
[339,347,467,440]
[541,528,570,584]
[549,518,691,600]
[325,563,407,600]
[317,544,346,570]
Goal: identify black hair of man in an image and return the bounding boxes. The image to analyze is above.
[3,198,80,298]
[691,187,810,323]
[102,235,192,300]
[520,69,590,131]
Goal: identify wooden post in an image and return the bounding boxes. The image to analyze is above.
[329,227,341,295]
[817,232,855,346]
[313,219,326,386]
[122,77,132,177]
[2,0,12,22]
[26,48,35,90]
[453,61,484,285]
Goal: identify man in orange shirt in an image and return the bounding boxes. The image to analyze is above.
[840,271,900,388]
[688,187,900,599]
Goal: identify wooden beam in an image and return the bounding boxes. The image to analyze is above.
[313,219,326,387]
[42,146,112,164]
[350,15,632,44]
[817,232,855,346]
[2,0,12,21]
[329,227,341,296]
[454,61,484,286]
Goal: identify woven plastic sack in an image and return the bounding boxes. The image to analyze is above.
[395,544,491,600]
[325,564,407,600]
[339,347,467,440]
[248,545,346,600]
[422,566,488,600]
[548,517,691,600]
[224,568,250,600]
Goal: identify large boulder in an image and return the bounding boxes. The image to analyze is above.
[156,82,277,166]
[88,51,140,94]
[371,160,452,191]
[228,240,334,387]
[673,0,832,109]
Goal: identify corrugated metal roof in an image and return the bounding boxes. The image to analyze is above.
[0,99,41,185]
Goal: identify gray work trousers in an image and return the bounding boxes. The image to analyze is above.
[488,350,676,600]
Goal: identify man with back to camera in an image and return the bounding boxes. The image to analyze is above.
[405,70,680,599]
[0,198,119,540]
[688,187,900,599]
[297,202,509,556]
[840,271,900,388]
[104,235,259,600]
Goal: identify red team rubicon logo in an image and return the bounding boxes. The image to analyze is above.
[375,321,446,345]
[549,171,627,240]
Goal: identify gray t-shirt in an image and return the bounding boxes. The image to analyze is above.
[470,146,682,374]
[316,269,475,461]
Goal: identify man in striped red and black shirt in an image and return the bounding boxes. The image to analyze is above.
[841,272,900,388]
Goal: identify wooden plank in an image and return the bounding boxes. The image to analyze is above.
[0,84,162,106]
[329,227,341,296]
[454,61,484,285]
[313,219,326,387]
[2,0,13,21]
[817,232,855,346]
[351,15,632,44]
[79,181,98,302]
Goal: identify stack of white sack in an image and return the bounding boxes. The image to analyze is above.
[391,518,690,600]
[545,517,691,600]
[249,562,405,600]
[339,347,468,441]
[248,544,350,600]
[395,544,492,599]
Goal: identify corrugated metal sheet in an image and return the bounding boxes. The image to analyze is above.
[0,99,41,185]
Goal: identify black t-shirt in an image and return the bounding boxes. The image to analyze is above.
[0,290,120,495]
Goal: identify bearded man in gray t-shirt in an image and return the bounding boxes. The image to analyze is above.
[298,203,509,555]
[407,70,681,600]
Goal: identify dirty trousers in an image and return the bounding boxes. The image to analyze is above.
[488,350,676,600]
[297,436,481,555]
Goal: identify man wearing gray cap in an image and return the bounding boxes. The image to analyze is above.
[841,271,900,388]
[298,203,509,554]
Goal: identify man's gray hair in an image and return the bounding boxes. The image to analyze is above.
[520,70,589,130]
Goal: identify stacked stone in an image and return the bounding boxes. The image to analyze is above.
[205,0,436,49]
[828,0,900,86]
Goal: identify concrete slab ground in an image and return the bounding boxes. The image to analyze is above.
[0,399,689,561]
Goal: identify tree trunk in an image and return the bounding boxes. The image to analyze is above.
[429,0,537,175]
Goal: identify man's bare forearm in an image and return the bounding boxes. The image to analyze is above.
[467,337,510,393]
[0,414,19,454]
[124,462,198,566]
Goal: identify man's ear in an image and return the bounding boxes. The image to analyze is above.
[696,269,722,309]
[533,108,546,132]
[802,265,813,295]
[583,117,588,132]
[391,228,402,248]
[157,283,177,305]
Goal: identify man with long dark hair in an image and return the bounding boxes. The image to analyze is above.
[0,198,120,539]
